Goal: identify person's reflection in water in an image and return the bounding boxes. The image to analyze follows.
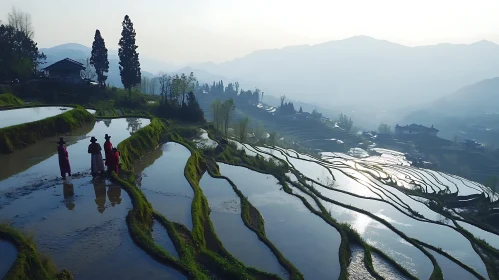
[63,182,75,210]
[92,178,107,213]
[107,185,122,207]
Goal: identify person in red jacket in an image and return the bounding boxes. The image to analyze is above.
[107,148,120,175]
[103,134,113,171]
[57,137,71,179]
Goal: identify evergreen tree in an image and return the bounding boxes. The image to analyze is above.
[186,91,204,122]
[0,24,45,81]
[90,29,109,86]
[118,15,141,96]
[299,106,303,113]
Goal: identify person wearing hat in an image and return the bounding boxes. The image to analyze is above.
[88,136,105,177]
[57,137,71,179]
[103,134,113,172]
[107,147,120,175]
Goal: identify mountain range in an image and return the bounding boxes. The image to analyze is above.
[188,36,499,118]
[401,77,499,145]
[40,36,499,130]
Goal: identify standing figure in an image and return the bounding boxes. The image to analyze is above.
[88,136,105,177]
[57,137,71,179]
[104,134,113,171]
[107,148,120,175]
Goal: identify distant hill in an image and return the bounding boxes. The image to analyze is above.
[39,43,178,87]
[401,77,499,145]
[189,36,499,114]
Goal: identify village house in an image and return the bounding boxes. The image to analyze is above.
[395,124,439,137]
[42,58,86,84]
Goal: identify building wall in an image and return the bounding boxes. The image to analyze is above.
[48,70,83,83]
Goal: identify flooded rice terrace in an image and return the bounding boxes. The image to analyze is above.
[0,115,190,279]
[1,111,499,279]
[0,106,96,129]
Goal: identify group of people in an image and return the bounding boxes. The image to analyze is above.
[57,134,120,179]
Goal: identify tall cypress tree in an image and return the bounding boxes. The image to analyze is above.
[118,15,141,95]
[90,29,109,87]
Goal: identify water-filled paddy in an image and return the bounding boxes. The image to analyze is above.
[0,240,17,279]
[0,177,184,279]
[0,107,96,129]
[218,163,342,280]
[347,245,375,280]
[152,221,179,259]
[136,142,194,230]
[199,173,286,277]
[0,118,150,194]
[426,247,477,280]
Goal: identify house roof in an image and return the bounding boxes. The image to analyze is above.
[396,124,439,132]
[42,58,85,71]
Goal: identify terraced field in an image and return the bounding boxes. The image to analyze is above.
[1,106,498,279]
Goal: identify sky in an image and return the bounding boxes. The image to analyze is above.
[1,0,499,66]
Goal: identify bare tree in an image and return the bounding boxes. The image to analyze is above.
[235,81,240,93]
[80,58,96,80]
[157,72,172,102]
[280,95,287,107]
[150,77,158,95]
[8,7,34,39]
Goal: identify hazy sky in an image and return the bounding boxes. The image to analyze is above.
[1,0,499,65]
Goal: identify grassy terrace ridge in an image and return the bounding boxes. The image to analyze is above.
[233,141,439,279]
[206,133,423,279]
[113,118,283,279]
[206,166,303,279]
[0,106,95,154]
[0,224,73,280]
[0,93,23,107]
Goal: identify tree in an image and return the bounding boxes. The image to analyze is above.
[338,113,353,133]
[280,95,287,107]
[8,7,34,39]
[211,99,223,131]
[118,15,141,97]
[180,72,196,105]
[299,106,303,113]
[269,131,277,146]
[239,117,249,142]
[221,99,235,137]
[150,77,158,95]
[311,109,322,119]
[378,123,392,134]
[0,24,45,81]
[186,91,204,122]
[90,29,109,87]
[80,57,96,80]
[140,76,149,93]
[158,72,172,102]
[235,82,240,93]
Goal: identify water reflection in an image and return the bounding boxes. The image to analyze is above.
[92,179,107,213]
[103,119,112,128]
[0,106,73,129]
[126,118,142,135]
[107,185,122,207]
[63,182,75,210]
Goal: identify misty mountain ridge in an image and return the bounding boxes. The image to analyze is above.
[188,35,499,114]
[40,36,499,130]
[403,77,499,123]
[400,77,499,145]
